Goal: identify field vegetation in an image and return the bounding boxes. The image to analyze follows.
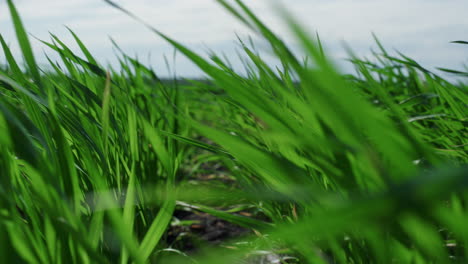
[0,0,467,263]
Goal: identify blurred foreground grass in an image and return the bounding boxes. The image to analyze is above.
[0,0,467,263]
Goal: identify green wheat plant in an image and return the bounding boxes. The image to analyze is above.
[0,0,467,263]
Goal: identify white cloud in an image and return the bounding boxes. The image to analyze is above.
[1,0,467,77]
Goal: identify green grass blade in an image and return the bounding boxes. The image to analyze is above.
[66,26,99,66]
[6,0,42,92]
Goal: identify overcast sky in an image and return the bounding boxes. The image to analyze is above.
[1,0,468,77]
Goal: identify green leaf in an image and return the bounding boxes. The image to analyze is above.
[6,0,43,92]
